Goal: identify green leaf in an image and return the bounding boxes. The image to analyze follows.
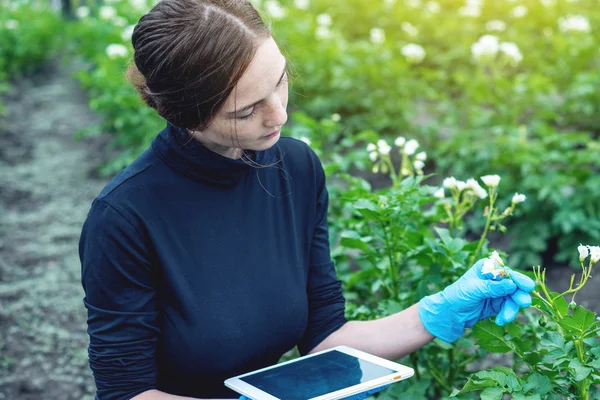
[552,294,569,317]
[588,358,600,369]
[512,393,541,400]
[540,331,565,350]
[472,319,512,353]
[340,231,369,251]
[558,306,598,336]
[451,375,498,396]
[569,359,593,381]
[505,322,521,339]
[353,199,379,219]
[523,373,551,395]
[480,387,503,400]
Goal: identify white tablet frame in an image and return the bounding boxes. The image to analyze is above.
[224,345,415,400]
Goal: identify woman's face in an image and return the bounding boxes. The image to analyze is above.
[191,37,289,159]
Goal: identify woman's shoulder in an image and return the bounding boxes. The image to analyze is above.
[274,136,323,179]
[96,147,160,203]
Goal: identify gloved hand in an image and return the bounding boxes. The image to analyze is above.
[418,258,536,343]
[238,384,390,400]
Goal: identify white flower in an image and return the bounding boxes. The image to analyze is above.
[413,160,425,170]
[578,244,589,262]
[459,0,482,18]
[486,20,506,32]
[482,258,503,279]
[512,193,526,204]
[367,143,377,152]
[480,174,501,188]
[403,139,419,155]
[75,6,90,19]
[369,151,379,162]
[99,6,117,20]
[5,19,18,30]
[589,246,600,264]
[490,250,505,267]
[294,0,309,10]
[415,151,427,161]
[433,187,445,199]
[394,136,406,147]
[424,1,440,14]
[456,180,467,192]
[558,15,591,33]
[114,16,128,27]
[265,0,286,19]
[471,35,500,59]
[370,28,385,44]
[511,5,528,18]
[499,42,523,64]
[540,0,556,5]
[122,25,136,42]
[331,113,341,122]
[401,22,419,37]
[466,178,488,199]
[443,177,458,190]
[315,26,332,40]
[377,139,391,155]
[401,43,426,64]
[300,137,311,146]
[106,43,129,59]
[317,13,332,26]
[130,0,148,12]
[406,0,422,7]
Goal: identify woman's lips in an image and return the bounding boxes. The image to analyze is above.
[263,129,280,139]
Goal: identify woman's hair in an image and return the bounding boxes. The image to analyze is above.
[126,0,271,131]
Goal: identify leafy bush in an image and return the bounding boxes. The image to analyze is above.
[455,247,600,399]
[0,0,64,114]
[66,0,164,176]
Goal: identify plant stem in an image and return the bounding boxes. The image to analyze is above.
[426,359,453,393]
[575,339,590,400]
[410,353,421,380]
[471,194,494,265]
[447,348,456,385]
[379,220,397,295]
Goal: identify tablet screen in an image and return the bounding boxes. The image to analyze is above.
[240,350,396,400]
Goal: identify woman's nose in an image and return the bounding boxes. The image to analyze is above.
[264,98,287,128]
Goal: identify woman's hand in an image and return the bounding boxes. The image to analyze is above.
[418,258,536,343]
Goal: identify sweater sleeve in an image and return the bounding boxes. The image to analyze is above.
[298,151,347,355]
[79,199,160,400]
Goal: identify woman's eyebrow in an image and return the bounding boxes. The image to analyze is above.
[226,59,287,116]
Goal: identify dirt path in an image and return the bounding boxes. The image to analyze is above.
[0,61,108,400]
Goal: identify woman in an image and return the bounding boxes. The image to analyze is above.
[79,1,535,399]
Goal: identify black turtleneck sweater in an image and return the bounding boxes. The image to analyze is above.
[79,123,347,400]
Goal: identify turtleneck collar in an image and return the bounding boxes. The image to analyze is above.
[151,122,270,185]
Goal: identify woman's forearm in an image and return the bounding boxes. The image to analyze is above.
[132,389,234,400]
[310,303,434,360]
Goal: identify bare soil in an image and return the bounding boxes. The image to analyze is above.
[0,60,597,399]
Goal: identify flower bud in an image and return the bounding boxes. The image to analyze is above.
[578,244,589,262]
[539,316,547,327]
[481,174,501,188]
[569,301,577,311]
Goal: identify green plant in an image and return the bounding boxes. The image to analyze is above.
[453,246,600,399]
[328,137,527,399]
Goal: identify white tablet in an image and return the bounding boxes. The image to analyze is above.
[224,345,414,400]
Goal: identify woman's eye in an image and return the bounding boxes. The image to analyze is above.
[237,109,255,120]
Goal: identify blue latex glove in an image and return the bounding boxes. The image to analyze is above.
[238,384,390,400]
[418,258,536,343]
